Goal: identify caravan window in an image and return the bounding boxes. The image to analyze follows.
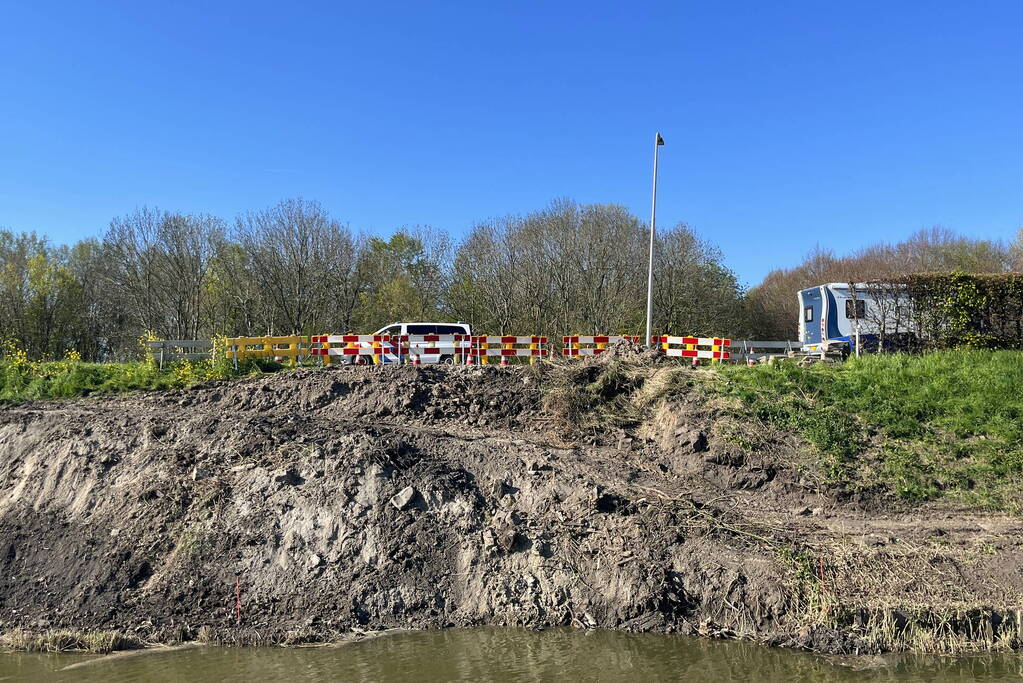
[845,299,865,319]
[804,307,814,322]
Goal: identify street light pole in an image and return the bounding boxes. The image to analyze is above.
[645,132,664,348]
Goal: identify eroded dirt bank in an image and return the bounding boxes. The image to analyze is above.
[2,363,1022,654]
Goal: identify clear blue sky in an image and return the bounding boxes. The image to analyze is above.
[2,1,1020,286]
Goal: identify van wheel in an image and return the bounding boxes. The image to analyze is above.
[439,355,455,365]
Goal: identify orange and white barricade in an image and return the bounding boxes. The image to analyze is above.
[470,336,548,365]
[562,335,641,357]
[652,336,730,364]
[310,335,398,365]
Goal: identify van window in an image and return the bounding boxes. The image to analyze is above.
[845,299,865,319]
[436,324,467,335]
[407,324,435,335]
[384,325,401,336]
[804,307,814,323]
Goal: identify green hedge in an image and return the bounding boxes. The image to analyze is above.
[868,272,1023,350]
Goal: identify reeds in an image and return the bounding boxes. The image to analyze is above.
[1,629,143,653]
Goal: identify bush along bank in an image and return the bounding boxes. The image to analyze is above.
[0,341,293,403]
[1,353,1022,655]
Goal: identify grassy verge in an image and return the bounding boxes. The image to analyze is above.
[0,354,291,403]
[710,350,1023,511]
[542,350,1023,511]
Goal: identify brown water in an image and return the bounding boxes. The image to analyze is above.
[3,629,1022,682]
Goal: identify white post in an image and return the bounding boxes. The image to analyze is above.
[645,132,663,348]
[851,284,862,357]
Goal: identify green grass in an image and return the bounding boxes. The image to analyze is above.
[0,355,282,403]
[543,350,1023,510]
[711,350,1023,510]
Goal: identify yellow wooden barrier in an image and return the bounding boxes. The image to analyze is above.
[226,335,312,367]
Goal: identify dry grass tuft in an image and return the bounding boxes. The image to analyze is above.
[1,629,143,653]
[779,538,1023,654]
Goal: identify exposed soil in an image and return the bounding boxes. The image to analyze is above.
[1,362,1021,654]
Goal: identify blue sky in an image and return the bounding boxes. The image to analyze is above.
[2,1,1020,285]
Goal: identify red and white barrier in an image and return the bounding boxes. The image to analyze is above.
[652,336,731,361]
[562,335,641,356]
[311,331,735,366]
[310,334,401,364]
[311,334,390,344]
[469,336,548,365]
[309,332,553,366]
[311,334,476,364]
[311,335,396,354]
[471,335,546,345]
[396,334,473,344]
[398,334,472,363]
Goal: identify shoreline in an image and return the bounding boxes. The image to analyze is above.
[2,364,1021,657]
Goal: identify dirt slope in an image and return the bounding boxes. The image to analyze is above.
[1,363,1021,654]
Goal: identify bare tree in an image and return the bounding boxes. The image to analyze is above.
[104,208,224,342]
[234,199,362,334]
[448,200,743,339]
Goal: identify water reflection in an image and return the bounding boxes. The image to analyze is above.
[3,628,1022,682]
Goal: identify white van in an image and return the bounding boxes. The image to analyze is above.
[371,321,472,364]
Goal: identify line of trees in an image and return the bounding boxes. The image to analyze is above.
[4,198,1020,361]
[747,227,1023,341]
[1,198,751,360]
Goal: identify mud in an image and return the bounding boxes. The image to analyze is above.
[2,363,1022,654]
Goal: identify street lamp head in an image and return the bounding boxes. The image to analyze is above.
[656,133,665,146]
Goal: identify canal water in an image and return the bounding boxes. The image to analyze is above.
[2,628,1022,682]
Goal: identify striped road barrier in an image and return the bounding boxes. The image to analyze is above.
[469,336,548,365]
[306,335,398,366]
[311,334,474,364]
[398,334,473,364]
[311,334,400,365]
[652,336,731,363]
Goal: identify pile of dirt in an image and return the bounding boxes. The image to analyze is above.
[594,339,663,363]
[1,364,1022,654]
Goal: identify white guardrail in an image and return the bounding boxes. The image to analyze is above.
[146,340,213,368]
[728,340,802,362]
